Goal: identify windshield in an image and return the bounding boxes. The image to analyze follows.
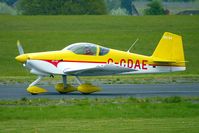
[62,43,97,56]
[99,46,110,56]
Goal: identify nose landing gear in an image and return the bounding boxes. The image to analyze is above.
[27,76,48,95]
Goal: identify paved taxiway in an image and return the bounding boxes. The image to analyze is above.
[0,84,199,99]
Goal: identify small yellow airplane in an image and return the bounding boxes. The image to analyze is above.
[15,32,186,95]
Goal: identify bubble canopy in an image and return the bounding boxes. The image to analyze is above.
[62,42,110,56]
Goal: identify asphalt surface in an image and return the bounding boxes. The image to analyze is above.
[0,83,199,99]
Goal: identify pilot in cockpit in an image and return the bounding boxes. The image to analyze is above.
[84,47,93,55]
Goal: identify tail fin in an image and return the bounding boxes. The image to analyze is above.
[152,32,186,67]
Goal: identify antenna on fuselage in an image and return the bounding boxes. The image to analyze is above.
[127,38,139,53]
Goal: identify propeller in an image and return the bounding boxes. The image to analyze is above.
[16,40,29,69]
[17,40,24,55]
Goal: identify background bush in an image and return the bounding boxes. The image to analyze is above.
[0,2,17,15]
[110,7,130,16]
[144,0,167,15]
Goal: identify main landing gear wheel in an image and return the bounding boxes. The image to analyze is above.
[55,75,76,94]
[55,75,101,94]
[74,76,101,94]
[77,83,101,94]
[55,83,76,94]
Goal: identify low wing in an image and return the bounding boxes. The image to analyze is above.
[63,63,136,76]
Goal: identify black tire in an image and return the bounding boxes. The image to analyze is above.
[81,92,91,95]
[31,93,38,95]
[58,91,67,94]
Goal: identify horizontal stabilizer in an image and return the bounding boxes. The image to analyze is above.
[153,58,188,64]
[153,58,176,63]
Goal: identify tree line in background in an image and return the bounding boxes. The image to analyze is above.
[17,0,106,15]
[0,0,107,15]
[0,0,197,15]
[134,0,195,1]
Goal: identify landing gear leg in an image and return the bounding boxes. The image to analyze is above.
[75,76,82,85]
[29,76,43,87]
[27,76,48,95]
[62,75,67,88]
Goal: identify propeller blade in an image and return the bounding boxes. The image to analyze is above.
[17,40,24,55]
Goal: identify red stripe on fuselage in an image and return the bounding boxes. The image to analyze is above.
[63,60,107,64]
[42,60,107,67]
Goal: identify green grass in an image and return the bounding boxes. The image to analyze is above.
[0,118,199,133]
[0,97,199,133]
[0,15,199,77]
